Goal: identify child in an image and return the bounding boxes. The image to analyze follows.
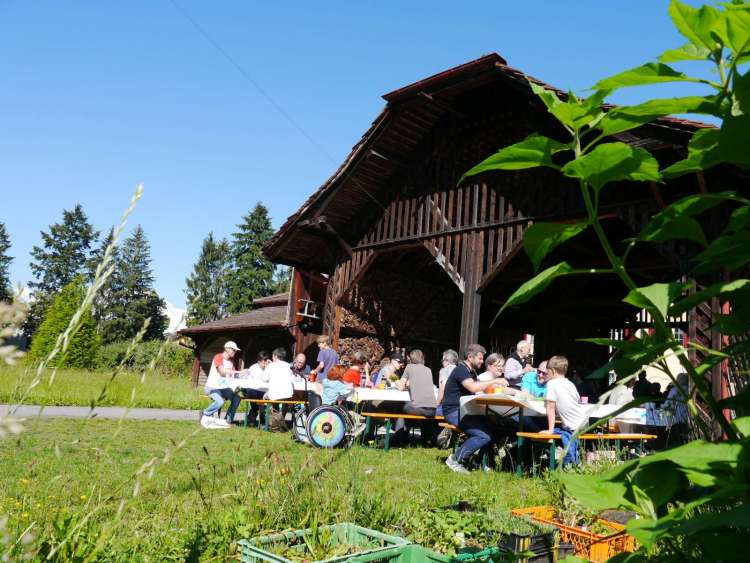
[309,335,340,383]
[321,365,354,405]
[541,355,588,466]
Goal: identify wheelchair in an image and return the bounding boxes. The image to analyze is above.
[291,393,360,448]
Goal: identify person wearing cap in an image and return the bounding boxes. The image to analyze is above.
[371,351,405,387]
[201,341,242,428]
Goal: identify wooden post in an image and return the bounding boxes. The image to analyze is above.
[191,356,201,387]
[460,231,483,354]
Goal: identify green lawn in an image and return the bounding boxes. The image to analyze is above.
[0,418,553,561]
[0,365,205,409]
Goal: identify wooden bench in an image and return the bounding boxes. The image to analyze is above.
[243,399,307,431]
[361,412,444,451]
[516,431,658,470]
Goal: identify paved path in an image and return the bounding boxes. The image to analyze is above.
[0,404,204,421]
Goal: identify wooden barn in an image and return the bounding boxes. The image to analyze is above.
[179,293,295,386]
[264,53,745,397]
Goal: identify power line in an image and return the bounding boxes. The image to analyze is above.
[168,0,389,214]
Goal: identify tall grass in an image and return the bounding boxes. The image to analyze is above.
[0,365,204,410]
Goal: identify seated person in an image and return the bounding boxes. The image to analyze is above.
[265,348,295,401]
[200,341,242,428]
[478,353,505,382]
[242,351,272,426]
[291,353,311,379]
[607,377,635,405]
[321,364,354,405]
[371,352,405,388]
[436,349,459,416]
[520,360,548,398]
[343,352,368,386]
[504,340,533,387]
[540,355,589,466]
[397,349,438,445]
[442,344,508,474]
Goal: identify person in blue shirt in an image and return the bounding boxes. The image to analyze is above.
[321,365,354,405]
[520,360,548,398]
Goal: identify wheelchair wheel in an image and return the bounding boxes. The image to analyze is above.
[292,410,309,444]
[306,405,353,448]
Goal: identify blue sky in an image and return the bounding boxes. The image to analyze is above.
[1,1,711,309]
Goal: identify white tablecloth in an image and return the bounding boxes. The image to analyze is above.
[353,388,411,402]
[460,393,656,425]
[211,377,310,393]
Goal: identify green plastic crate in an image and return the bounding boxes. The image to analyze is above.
[238,523,416,563]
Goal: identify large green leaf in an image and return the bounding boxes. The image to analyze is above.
[459,134,568,184]
[599,96,718,137]
[624,282,688,318]
[669,279,750,316]
[498,262,574,315]
[530,82,606,131]
[668,0,721,50]
[735,70,750,116]
[561,472,635,513]
[522,221,588,272]
[661,127,723,178]
[638,190,738,246]
[724,4,750,56]
[659,41,711,62]
[561,142,660,191]
[720,115,750,168]
[594,63,705,91]
[692,230,750,274]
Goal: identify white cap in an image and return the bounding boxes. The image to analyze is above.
[224,341,241,351]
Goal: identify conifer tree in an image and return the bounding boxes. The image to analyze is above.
[25,205,99,338]
[0,222,12,303]
[185,232,231,326]
[226,203,276,313]
[25,277,100,368]
[96,226,168,343]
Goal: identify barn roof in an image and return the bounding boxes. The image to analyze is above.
[179,293,289,336]
[263,53,712,271]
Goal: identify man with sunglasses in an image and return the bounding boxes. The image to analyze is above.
[520,360,548,398]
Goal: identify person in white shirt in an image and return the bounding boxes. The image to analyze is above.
[241,351,271,427]
[265,348,295,401]
[504,340,533,384]
[608,379,635,406]
[200,341,242,428]
[541,355,588,466]
[478,353,506,382]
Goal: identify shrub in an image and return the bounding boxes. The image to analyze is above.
[99,340,193,376]
[25,278,100,369]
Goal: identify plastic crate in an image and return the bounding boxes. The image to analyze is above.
[238,523,418,563]
[511,506,636,563]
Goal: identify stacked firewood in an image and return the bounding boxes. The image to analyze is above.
[336,336,384,365]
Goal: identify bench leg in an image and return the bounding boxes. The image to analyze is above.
[549,441,556,471]
[244,402,250,428]
[264,404,271,432]
[384,419,392,452]
[516,416,525,476]
[362,417,372,445]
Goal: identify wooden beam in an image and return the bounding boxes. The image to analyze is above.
[422,240,465,293]
[460,231,483,354]
[335,251,378,305]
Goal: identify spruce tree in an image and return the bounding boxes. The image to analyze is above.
[97,226,168,343]
[271,266,291,295]
[226,203,276,313]
[185,232,231,326]
[25,205,99,338]
[0,222,12,303]
[25,277,100,368]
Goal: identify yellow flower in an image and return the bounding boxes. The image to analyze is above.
[36,502,42,508]
[80,495,87,501]
[19,478,29,486]
[22,512,28,518]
